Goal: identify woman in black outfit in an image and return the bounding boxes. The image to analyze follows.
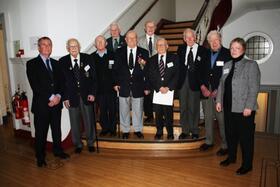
[216,38,261,175]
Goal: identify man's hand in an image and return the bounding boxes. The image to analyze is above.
[114,85,120,92]
[88,95,95,102]
[216,102,222,112]
[144,90,150,95]
[201,85,211,97]
[63,100,70,109]
[159,87,169,94]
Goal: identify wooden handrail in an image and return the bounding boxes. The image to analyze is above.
[127,0,159,32]
[192,0,210,29]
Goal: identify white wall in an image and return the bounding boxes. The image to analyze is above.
[134,0,176,37]
[175,0,204,22]
[222,8,280,85]
[0,0,134,57]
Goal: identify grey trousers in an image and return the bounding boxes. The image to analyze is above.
[119,96,144,133]
[202,97,227,149]
[179,76,200,135]
[68,97,95,148]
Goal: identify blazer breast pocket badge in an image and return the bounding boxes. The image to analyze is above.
[223,68,229,74]
[167,62,174,68]
[216,61,224,66]
[109,60,114,69]
[84,65,90,77]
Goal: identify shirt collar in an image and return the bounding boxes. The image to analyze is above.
[96,49,107,57]
[146,34,154,41]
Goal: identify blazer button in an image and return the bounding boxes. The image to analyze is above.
[51,83,54,87]
[210,74,213,77]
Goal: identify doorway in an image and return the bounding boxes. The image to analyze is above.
[0,14,12,125]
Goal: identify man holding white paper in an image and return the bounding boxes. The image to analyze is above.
[149,38,179,140]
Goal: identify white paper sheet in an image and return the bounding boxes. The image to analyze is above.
[152,90,174,106]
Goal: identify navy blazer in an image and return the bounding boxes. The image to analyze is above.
[177,44,208,91]
[60,53,97,107]
[106,35,126,53]
[113,46,149,98]
[200,46,231,91]
[148,53,179,92]
[26,55,63,113]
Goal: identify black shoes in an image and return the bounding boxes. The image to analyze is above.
[134,132,144,139]
[122,133,129,139]
[88,146,95,153]
[154,134,163,140]
[54,152,70,159]
[236,166,252,175]
[179,133,188,139]
[37,160,47,167]
[199,143,213,151]
[216,148,228,156]
[144,116,154,123]
[75,147,83,154]
[220,158,236,166]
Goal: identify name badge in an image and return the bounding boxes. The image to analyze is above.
[109,60,114,65]
[216,61,224,66]
[167,62,174,68]
[84,65,90,72]
[223,68,229,74]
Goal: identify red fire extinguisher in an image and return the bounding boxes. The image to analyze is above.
[20,92,30,126]
[12,90,23,119]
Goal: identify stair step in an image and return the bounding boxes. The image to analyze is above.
[159,33,182,39]
[163,21,194,29]
[160,28,186,34]
[168,46,178,52]
[167,39,184,45]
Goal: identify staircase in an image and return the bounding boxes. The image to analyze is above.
[157,21,195,53]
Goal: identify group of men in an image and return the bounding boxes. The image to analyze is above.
[26,20,230,167]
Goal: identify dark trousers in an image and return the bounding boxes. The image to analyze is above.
[225,111,256,168]
[69,97,95,148]
[154,104,173,135]
[144,93,153,118]
[34,106,63,161]
[96,93,116,133]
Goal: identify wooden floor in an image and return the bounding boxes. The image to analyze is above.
[0,121,279,187]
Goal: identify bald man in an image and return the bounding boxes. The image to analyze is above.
[60,38,97,153]
[91,35,117,136]
[148,38,179,140]
[113,30,149,139]
[177,28,208,139]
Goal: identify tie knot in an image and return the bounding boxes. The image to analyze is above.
[190,47,193,51]
[130,49,133,53]
[74,59,78,63]
[149,37,152,41]
[160,55,164,60]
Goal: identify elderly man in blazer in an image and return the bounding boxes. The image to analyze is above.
[149,38,179,140]
[26,36,69,167]
[177,28,208,139]
[199,30,231,155]
[60,38,97,153]
[106,22,126,52]
[138,20,161,123]
[113,30,149,139]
